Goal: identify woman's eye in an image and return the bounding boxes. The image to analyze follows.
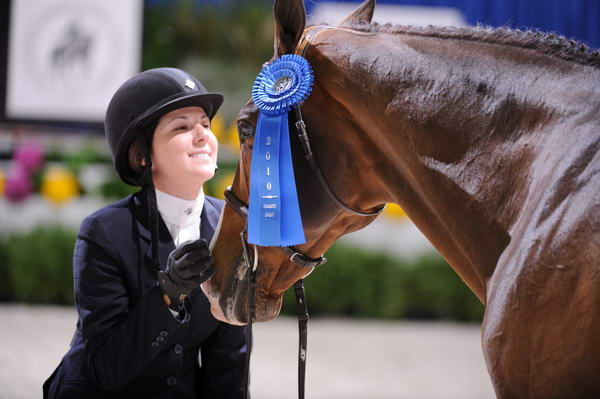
[174,125,189,132]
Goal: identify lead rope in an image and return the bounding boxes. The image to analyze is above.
[240,227,255,399]
[294,279,309,399]
[240,225,309,399]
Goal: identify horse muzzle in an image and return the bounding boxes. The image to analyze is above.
[202,257,283,325]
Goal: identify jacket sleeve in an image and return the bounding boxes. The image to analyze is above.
[73,215,184,391]
[198,322,247,398]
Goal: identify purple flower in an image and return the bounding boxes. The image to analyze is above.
[5,163,32,203]
[14,142,44,173]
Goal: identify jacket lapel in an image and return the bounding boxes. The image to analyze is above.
[200,197,219,243]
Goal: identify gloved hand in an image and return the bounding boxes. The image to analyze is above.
[158,239,215,312]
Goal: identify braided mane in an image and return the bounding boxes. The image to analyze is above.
[343,21,600,69]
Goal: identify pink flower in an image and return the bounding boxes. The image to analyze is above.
[4,163,32,203]
[14,142,44,173]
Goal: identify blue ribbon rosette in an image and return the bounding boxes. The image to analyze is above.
[248,54,314,246]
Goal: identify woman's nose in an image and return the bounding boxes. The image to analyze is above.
[192,123,207,143]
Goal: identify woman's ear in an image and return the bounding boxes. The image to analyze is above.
[273,0,306,57]
[128,138,145,175]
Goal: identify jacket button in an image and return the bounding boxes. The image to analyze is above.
[151,341,160,348]
[159,330,168,337]
[173,344,183,355]
[156,336,165,343]
[166,376,177,386]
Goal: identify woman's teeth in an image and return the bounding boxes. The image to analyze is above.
[190,153,210,159]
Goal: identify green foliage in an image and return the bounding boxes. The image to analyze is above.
[45,145,111,166]
[98,172,139,201]
[143,0,275,119]
[0,238,12,301]
[63,146,111,175]
[281,244,485,322]
[402,255,485,321]
[2,226,76,305]
[0,227,484,321]
[143,0,273,68]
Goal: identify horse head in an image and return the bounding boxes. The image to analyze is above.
[202,0,386,325]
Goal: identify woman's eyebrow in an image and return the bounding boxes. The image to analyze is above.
[169,115,189,124]
[162,115,189,128]
[164,113,209,127]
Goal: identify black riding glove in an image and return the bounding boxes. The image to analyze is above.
[157,239,215,312]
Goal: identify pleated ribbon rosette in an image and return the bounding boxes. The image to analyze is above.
[248,54,314,246]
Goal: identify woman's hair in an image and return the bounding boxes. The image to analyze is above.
[127,122,158,185]
[128,136,146,177]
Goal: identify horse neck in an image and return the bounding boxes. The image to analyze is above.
[308,29,600,302]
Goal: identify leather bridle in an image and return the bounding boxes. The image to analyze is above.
[225,26,387,399]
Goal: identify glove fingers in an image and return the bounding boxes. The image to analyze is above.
[175,255,213,280]
[176,248,210,268]
[182,263,215,282]
[171,239,209,261]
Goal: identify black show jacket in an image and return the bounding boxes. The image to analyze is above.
[43,189,246,399]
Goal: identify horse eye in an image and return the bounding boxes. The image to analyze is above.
[237,121,255,138]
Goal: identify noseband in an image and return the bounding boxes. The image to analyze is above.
[225,25,386,399]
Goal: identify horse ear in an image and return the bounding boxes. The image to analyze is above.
[273,0,306,56]
[337,0,376,27]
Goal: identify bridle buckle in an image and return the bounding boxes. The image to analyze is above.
[290,252,302,263]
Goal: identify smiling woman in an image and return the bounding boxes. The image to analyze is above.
[43,68,247,399]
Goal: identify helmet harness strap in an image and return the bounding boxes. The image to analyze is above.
[141,131,161,276]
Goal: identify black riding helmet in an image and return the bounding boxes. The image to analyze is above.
[105,67,223,186]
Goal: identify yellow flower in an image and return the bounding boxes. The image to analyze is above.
[384,203,408,220]
[211,115,226,141]
[225,121,241,152]
[41,166,79,205]
[0,169,5,196]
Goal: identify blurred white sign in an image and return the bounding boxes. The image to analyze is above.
[6,0,143,122]
[311,2,466,27]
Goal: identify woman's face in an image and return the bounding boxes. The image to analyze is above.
[151,106,218,194]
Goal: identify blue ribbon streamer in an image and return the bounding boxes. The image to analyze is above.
[247,55,313,246]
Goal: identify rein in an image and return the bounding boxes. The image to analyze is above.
[228,25,386,399]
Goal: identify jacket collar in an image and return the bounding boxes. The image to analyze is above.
[132,188,220,269]
[155,188,205,228]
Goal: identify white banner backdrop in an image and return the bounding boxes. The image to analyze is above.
[310,2,465,27]
[6,0,143,122]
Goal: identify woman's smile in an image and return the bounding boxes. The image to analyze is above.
[189,151,211,160]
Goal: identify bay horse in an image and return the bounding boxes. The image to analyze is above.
[202,0,600,396]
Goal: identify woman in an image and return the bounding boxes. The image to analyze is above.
[43,68,246,398]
